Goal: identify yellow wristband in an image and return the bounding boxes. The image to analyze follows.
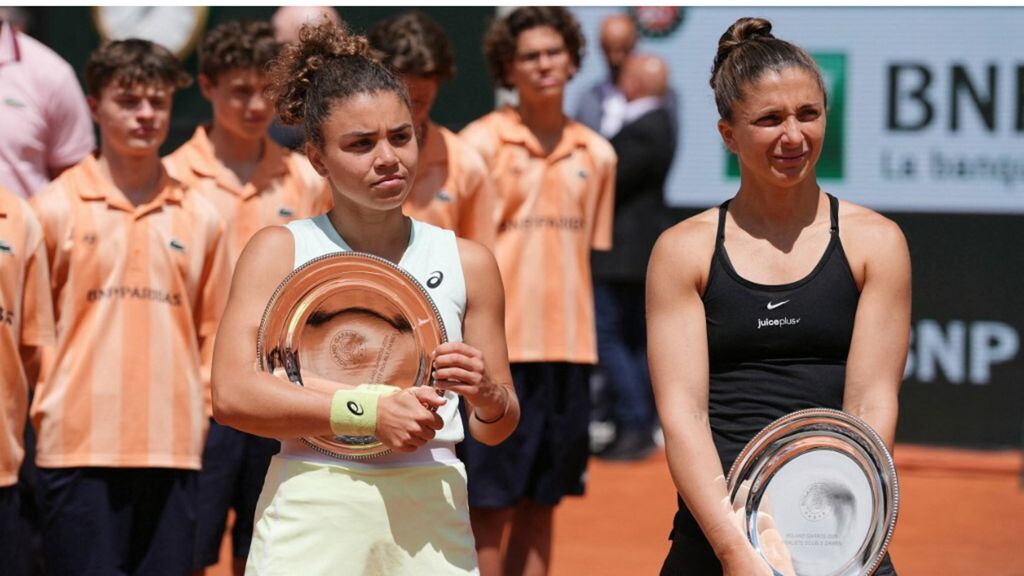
[329,384,400,436]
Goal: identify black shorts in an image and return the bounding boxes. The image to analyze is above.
[193,419,279,568]
[458,362,591,507]
[0,485,27,576]
[37,467,198,576]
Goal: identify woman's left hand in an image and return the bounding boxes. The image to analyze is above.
[431,341,507,420]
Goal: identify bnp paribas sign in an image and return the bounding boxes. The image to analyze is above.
[726,52,847,181]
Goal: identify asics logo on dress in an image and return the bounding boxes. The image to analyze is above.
[0,241,12,255]
[169,239,186,252]
[766,299,790,310]
[427,270,444,289]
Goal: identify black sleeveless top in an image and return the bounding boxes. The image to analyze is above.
[672,193,861,540]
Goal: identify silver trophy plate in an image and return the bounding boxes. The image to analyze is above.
[726,408,899,576]
[256,252,446,460]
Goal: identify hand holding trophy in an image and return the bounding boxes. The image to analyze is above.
[257,252,448,459]
[727,409,899,576]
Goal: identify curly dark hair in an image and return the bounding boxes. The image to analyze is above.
[198,20,280,82]
[85,39,192,98]
[368,10,455,81]
[710,17,827,121]
[482,7,585,90]
[265,21,411,149]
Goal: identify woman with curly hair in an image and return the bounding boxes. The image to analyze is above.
[210,21,519,575]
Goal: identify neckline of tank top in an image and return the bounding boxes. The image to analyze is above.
[712,198,844,293]
[314,213,421,268]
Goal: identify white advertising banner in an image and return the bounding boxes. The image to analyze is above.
[566,7,1024,214]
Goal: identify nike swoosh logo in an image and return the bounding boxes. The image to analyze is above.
[766,300,790,310]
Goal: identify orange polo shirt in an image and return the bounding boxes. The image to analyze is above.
[29,155,230,470]
[460,106,616,364]
[402,121,496,249]
[0,186,55,485]
[164,125,331,264]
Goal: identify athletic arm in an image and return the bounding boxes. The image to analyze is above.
[842,214,911,450]
[211,226,447,450]
[211,226,334,438]
[434,238,518,446]
[647,222,771,575]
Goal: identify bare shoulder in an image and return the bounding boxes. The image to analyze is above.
[652,208,720,267]
[237,225,294,272]
[455,237,504,311]
[648,207,721,293]
[456,237,500,278]
[836,199,909,254]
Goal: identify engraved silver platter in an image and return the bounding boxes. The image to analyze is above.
[726,408,899,576]
[257,252,446,459]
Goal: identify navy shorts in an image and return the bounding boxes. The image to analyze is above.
[458,362,591,507]
[194,419,279,568]
[37,467,198,576]
[0,485,28,576]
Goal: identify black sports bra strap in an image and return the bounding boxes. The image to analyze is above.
[716,200,731,243]
[827,193,839,234]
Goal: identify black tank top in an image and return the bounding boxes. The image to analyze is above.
[672,193,861,540]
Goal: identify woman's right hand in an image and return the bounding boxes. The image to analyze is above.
[374,387,446,452]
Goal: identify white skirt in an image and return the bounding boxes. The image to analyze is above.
[246,455,479,576]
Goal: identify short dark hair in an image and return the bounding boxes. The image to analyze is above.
[85,39,192,98]
[710,17,827,121]
[368,11,455,81]
[482,7,585,90]
[266,21,410,149]
[199,20,280,82]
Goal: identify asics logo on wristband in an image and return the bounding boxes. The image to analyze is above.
[347,401,364,416]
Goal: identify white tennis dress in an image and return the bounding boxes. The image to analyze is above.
[246,215,479,576]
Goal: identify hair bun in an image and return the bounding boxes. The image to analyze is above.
[267,21,369,126]
[711,17,774,91]
[727,16,774,45]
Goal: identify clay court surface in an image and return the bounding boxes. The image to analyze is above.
[213,445,1024,575]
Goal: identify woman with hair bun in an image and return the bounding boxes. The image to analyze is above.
[647,17,908,575]
[209,22,518,575]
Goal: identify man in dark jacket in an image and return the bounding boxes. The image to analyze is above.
[592,54,676,460]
